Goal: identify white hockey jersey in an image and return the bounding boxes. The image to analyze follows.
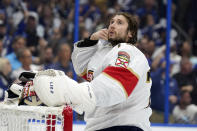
[72,40,152,131]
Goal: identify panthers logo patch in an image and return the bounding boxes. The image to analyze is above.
[87,70,94,82]
[115,51,130,68]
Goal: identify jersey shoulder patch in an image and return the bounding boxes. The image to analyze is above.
[115,51,130,68]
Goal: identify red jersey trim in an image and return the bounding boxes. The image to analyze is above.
[81,73,87,81]
[79,69,88,81]
[103,66,139,97]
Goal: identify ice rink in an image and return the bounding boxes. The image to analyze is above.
[73,123,197,131]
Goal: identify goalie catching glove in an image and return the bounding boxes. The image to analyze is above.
[33,69,96,114]
[4,72,43,106]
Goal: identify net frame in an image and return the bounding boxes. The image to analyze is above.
[0,104,73,131]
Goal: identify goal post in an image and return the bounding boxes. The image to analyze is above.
[0,104,73,131]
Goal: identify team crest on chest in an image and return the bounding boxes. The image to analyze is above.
[115,51,130,68]
[87,70,94,81]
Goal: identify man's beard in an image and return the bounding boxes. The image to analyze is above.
[108,37,126,47]
[0,33,5,39]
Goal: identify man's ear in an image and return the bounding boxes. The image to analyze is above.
[128,31,132,38]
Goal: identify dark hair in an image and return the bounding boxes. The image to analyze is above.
[16,47,28,59]
[180,90,191,97]
[12,35,26,45]
[108,12,138,45]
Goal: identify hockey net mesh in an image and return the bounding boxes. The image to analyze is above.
[0,104,73,131]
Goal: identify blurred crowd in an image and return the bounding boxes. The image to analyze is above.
[0,0,197,124]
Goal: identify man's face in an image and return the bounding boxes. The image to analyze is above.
[15,38,26,50]
[59,44,71,61]
[21,50,32,66]
[0,26,6,38]
[45,48,53,62]
[27,17,36,30]
[182,92,191,105]
[0,40,3,54]
[108,15,131,46]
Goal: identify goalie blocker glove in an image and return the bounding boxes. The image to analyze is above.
[4,71,36,100]
[18,80,44,106]
[33,69,96,114]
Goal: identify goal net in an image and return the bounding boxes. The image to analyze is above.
[0,104,73,131]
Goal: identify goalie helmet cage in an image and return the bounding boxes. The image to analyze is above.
[0,104,73,131]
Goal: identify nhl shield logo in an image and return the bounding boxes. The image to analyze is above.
[115,51,130,68]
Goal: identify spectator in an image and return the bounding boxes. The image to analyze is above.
[16,11,44,56]
[173,91,197,124]
[80,1,101,33]
[0,19,12,56]
[150,60,180,123]
[34,38,48,64]
[39,4,61,39]
[0,0,15,19]
[141,14,157,40]
[180,41,197,67]
[152,40,181,75]
[6,35,26,70]
[188,0,197,56]
[175,0,191,29]
[180,41,191,58]
[0,57,12,101]
[117,0,134,12]
[48,28,64,55]
[0,9,6,21]
[137,36,155,66]
[47,43,73,78]
[94,0,107,13]
[136,0,158,28]
[41,46,54,69]
[0,39,3,56]
[173,57,197,104]
[11,48,42,80]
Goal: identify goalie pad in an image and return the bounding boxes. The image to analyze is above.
[33,69,96,114]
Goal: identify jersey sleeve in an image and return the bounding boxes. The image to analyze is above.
[71,40,99,77]
[90,44,150,107]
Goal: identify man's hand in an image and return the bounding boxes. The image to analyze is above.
[90,28,108,41]
[169,95,178,104]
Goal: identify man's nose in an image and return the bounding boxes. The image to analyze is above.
[109,23,115,29]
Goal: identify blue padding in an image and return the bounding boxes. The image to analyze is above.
[151,123,197,127]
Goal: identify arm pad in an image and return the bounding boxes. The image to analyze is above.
[33,69,96,114]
